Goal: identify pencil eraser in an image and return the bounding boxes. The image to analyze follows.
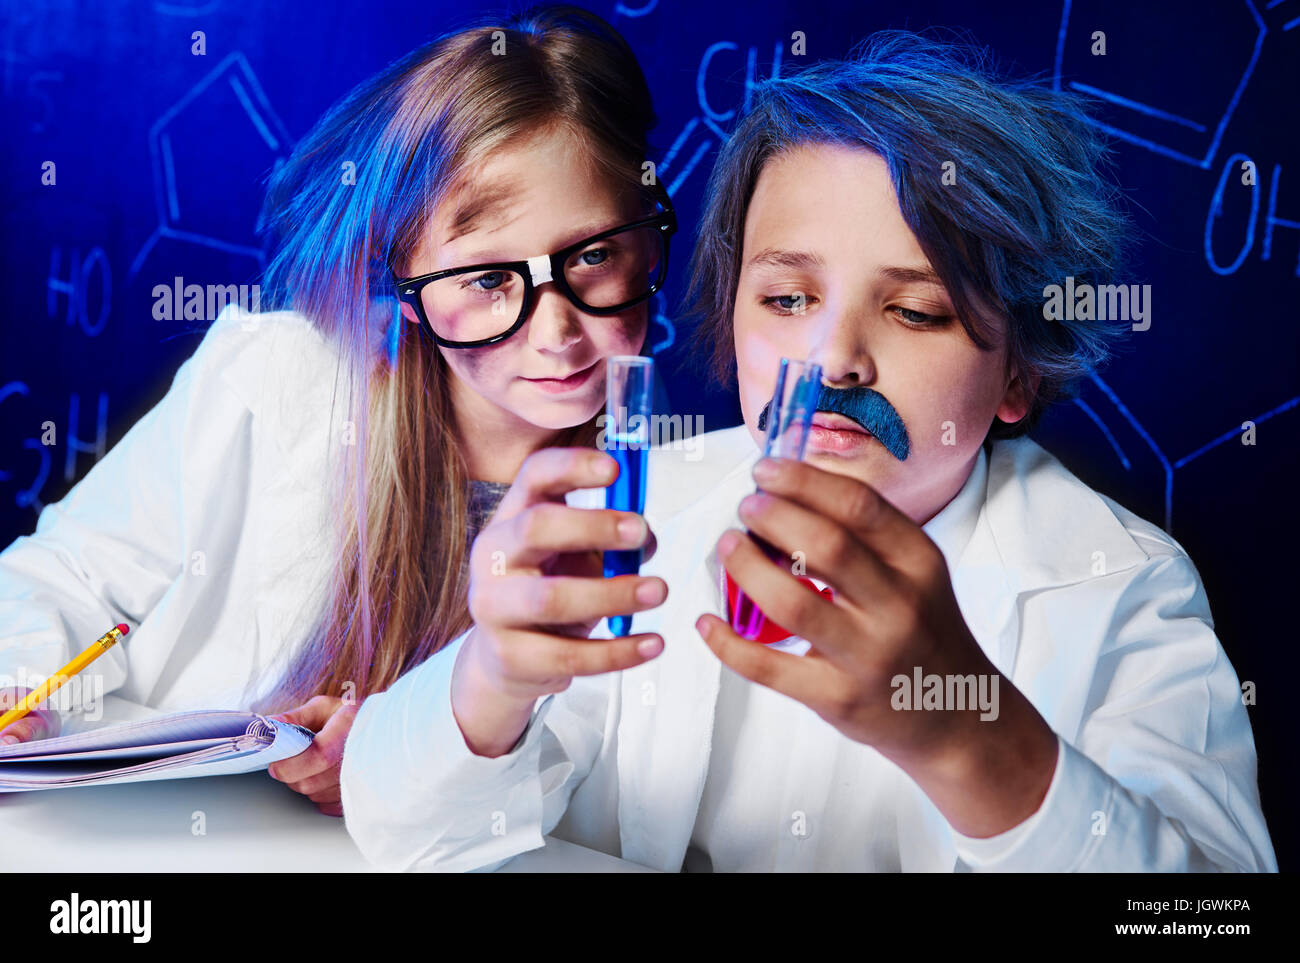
[116,623,130,635]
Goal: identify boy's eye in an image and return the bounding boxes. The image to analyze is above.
[760,293,816,314]
[892,306,951,327]
[578,246,610,266]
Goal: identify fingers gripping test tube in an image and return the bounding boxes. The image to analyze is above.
[603,356,654,637]
[730,357,824,640]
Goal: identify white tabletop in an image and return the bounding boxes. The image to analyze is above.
[0,770,657,872]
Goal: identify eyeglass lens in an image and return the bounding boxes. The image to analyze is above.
[421,222,663,343]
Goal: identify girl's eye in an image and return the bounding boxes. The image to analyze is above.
[464,271,506,291]
[759,293,816,315]
[892,306,951,327]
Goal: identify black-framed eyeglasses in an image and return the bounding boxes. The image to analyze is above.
[393,192,677,349]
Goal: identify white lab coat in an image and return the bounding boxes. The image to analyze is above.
[0,305,351,723]
[0,299,607,724]
[340,424,1278,872]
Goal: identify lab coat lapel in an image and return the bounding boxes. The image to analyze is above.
[948,523,1021,678]
[985,438,1149,590]
[971,437,1150,675]
[617,541,724,871]
[616,464,749,872]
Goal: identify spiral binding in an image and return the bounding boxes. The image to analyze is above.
[245,716,276,743]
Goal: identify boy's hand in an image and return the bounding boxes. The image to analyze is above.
[267,695,358,817]
[694,456,1058,838]
[0,686,62,745]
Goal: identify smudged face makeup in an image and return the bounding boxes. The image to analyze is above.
[399,124,649,433]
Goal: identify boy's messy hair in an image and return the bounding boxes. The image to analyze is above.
[684,29,1133,439]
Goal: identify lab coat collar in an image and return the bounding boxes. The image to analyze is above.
[616,504,725,871]
[979,436,1150,594]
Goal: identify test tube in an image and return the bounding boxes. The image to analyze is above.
[603,356,654,637]
[730,357,824,640]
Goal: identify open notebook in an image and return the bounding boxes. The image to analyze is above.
[0,710,314,792]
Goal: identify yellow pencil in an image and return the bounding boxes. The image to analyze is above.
[0,623,130,733]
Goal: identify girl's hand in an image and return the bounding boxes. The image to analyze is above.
[452,447,668,757]
[0,686,62,745]
[266,695,358,817]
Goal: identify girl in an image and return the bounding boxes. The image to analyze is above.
[0,4,673,818]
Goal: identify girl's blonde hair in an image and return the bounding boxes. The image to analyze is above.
[251,4,657,712]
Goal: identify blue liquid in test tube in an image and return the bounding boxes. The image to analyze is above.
[603,356,653,637]
[730,358,823,641]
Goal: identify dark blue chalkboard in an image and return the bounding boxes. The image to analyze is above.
[1,0,1296,867]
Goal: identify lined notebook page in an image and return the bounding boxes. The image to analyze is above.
[0,711,314,792]
[0,710,268,756]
